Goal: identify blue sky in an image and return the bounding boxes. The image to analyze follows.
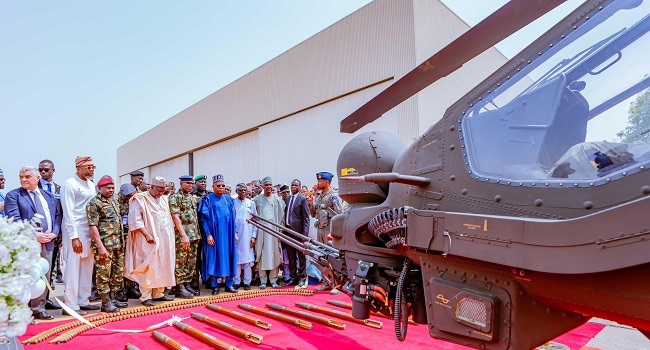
[0,0,581,190]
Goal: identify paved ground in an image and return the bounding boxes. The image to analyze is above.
[45,281,650,349]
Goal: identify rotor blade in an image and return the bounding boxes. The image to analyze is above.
[340,0,566,133]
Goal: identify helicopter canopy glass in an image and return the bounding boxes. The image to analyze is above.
[461,0,650,185]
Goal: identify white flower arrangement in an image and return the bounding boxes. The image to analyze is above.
[0,216,42,338]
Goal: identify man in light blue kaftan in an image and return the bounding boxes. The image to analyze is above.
[199,174,238,295]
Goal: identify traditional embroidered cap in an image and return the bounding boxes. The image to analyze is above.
[151,176,166,187]
[96,175,114,188]
[316,172,334,181]
[129,170,144,177]
[212,174,224,183]
[119,183,137,196]
[261,176,272,184]
[179,175,193,182]
[75,156,93,167]
[236,183,247,190]
[194,174,207,181]
[252,180,262,187]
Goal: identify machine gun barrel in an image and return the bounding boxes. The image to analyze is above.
[238,303,312,330]
[206,304,271,330]
[173,321,238,350]
[340,172,430,187]
[295,302,383,329]
[191,312,263,344]
[249,213,339,255]
[266,303,346,329]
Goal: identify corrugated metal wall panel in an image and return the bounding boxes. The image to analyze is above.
[117,0,417,174]
[149,155,189,185]
[193,130,260,186]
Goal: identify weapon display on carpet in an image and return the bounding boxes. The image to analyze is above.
[295,302,383,329]
[191,312,264,344]
[151,331,191,350]
[173,321,238,350]
[206,304,271,330]
[125,344,140,350]
[266,303,346,329]
[326,299,417,325]
[238,303,312,330]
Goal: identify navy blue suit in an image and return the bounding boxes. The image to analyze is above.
[4,187,62,251]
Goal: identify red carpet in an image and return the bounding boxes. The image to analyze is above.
[20,290,604,350]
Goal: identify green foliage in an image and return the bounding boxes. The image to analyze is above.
[617,88,650,143]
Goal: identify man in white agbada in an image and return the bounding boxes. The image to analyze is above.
[61,156,99,315]
[124,176,176,307]
[233,184,257,290]
[252,176,285,289]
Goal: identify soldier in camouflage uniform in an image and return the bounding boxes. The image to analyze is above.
[87,176,129,312]
[310,172,343,293]
[115,183,139,301]
[169,175,200,298]
[189,174,211,292]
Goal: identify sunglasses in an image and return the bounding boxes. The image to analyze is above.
[38,168,52,172]
[215,184,226,188]
[77,165,96,170]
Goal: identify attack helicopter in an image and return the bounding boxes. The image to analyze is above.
[250,0,650,348]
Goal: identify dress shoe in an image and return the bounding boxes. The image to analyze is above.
[168,286,178,296]
[126,286,141,299]
[259,285,266,290]
[62,309,88,316]
[271,284,280,289]
[225,286,239,293]
[243,284,251,291]
[115,290,128,302]
[55,276,64,284]
[212,288,220,295]
[232,284,240,290]
[153,295,174,302]
[285,278,298,286]
[45,299,62,310]
[33,311,54,320]
[79,304,100,311]
[141,299,155,307]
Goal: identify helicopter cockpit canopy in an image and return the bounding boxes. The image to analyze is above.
[461,0,650,186]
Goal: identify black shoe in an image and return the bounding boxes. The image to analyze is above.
[153,295,174,302]
[184,283,200,296]
[243,284,251,291]
[79,304,100,311]
[33,311,54,320]
[141,299,155,307]
[112,299,128,308]
[89,290,101,302]
[232,284,240,290]
[212,288,220,295]
[169,286,178,296]
[45,299,62,310]
[101,302,119,313]
[62,309,88,316]
[55,276,64,284]
[115,290,128,302]
[176,285,194,299]
[126,287,141,299]
[285,278,298,286]
[225,287,239,294]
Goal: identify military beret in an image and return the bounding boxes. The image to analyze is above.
[179,175,193,181]
[316,172,334,181]
[120,183,137,196]
[194,174,207,181]
[129,170,144,177]
[96,175,114,188]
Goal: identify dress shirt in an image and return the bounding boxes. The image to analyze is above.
[30,188,52,233]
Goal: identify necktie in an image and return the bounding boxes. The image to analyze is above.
[46,183,52,192]
[31,190,49,232]
[287,195,295,226]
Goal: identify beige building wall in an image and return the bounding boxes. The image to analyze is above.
[117,0,510,188]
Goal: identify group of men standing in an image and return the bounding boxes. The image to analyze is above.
[0,156,344,318]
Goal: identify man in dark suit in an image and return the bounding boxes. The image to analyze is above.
[4,166,62,320]
[38,159,64,310]
[284,179,310,287]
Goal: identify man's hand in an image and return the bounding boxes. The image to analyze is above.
[250,237,256,249]
[144,234,155,244]
[181,234,190,250]
[36,232,56,244]
[72,238,83,254]
[207,235,215,246]
[98,246,109,261]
